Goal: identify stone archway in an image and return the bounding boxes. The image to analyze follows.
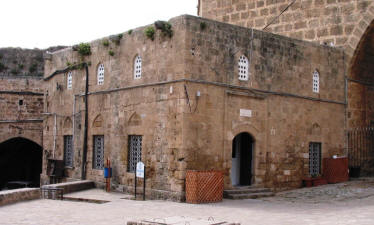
[347,19,374,127]
[0,137,42,190]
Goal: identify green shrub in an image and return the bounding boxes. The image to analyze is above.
[144,26,155,41]
[102,39,109,47]
[128,29,133,35]
[0,63,7,72]
[29,63,38,73]
[200,22,207,30]
[11,69,18,75]
[108,50,114,56]
[161,22,173,38]
[77,43,91,56]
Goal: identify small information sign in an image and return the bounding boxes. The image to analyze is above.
[240,109,252,117]
[136,162,144,178]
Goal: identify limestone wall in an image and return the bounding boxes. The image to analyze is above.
[198,0,374,57]
[43,16,188,200]
[0,76,44,145]
[181,16,345,189]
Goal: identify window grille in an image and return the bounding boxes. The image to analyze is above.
[64,135,73,167]
[313,70,319,93]
[128,135,142,172]
[134,56,142,79]
[93,135,104,169]
[238,55,249,81]
[309,142,321,176]
[97,64,105,85]
[67,72,73,90]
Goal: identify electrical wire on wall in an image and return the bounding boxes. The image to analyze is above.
[263,0,297,31]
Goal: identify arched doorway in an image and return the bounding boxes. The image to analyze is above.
[347,19,374,176]
[0,137,42,190]
[231,132,254,186]
[348,19,374,127]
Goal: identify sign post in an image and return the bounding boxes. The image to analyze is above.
[135,161,146,200]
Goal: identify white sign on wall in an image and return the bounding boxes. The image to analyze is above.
[136,162,145,178]
[240,109,252,117]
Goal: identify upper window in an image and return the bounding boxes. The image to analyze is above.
[67,72,73,90]
[64,135,74,167]
[238,55,249,81]
[97,64,105,85]
[313,70,319,93]
[93,135,104,169]
[134,55,142,79]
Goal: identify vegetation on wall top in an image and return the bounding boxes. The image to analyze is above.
[73,43,91,56]
[155,20,173,38]
[102,39,109,47]
[144,26,155,41]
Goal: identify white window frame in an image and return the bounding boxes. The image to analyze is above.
[313,70,319,93]
[134,55,142,79]
[238,55,249,81]
[97,64,105,85]
[67,71,73,90]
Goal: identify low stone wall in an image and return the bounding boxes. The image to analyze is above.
[41,180,95,194]
[0,180,95,207]
[0,188,40,206]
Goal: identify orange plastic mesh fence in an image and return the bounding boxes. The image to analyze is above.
[185,170,224,204]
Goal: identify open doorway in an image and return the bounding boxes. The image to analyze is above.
[0,137,42,190]
[231,132,254,186]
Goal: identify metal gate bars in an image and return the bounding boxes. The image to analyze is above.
[348,127,374,177]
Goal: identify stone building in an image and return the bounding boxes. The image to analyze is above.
[0,48,45,189]
[1,0,373,200]
[42,14,346,200]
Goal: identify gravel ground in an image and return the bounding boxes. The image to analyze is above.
[1,179,374,225]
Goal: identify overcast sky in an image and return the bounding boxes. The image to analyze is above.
[0,0,197,49]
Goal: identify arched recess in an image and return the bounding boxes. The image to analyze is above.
[128,112,142,126]
[63,117,73,129]
[93,114,103,128]
[348,19,374,127]
[0,137,42,190]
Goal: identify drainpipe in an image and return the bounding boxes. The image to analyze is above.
[72,95,76,165]
[81,64,89,180]
[343,50,348,156]
[53,113,57,158]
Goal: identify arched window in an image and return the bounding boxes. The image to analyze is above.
[313,70,319,93]
[67,71,73,89]
[238,55,249,81]
[97,64,105,85]
[134,55,142,79]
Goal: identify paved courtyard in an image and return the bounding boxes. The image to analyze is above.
[1,179,374,225]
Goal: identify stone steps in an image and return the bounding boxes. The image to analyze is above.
[224,186,274,199]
